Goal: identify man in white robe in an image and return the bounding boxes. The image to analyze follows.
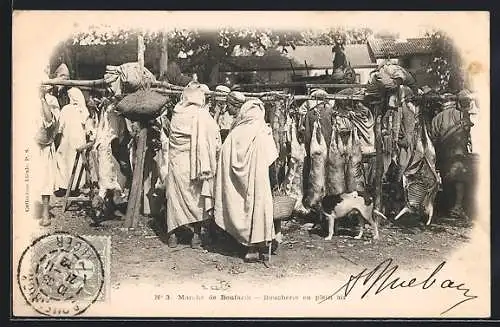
[54,88,92,196]
[34,84,60,226]
[166,82,221,248]
[214,97,278,262]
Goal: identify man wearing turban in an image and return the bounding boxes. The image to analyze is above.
[51,63,71,109]
[430,90,475,219]
[54,87,93,196]
[214,97,278,262]
[34,78,61,226]
[166,82,221,248]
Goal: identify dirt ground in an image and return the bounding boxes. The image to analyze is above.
[40,195,473,290]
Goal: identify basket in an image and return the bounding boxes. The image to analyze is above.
[273,195,297,221]
[116,89,169,122]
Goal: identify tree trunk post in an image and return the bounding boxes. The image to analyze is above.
[159,32,169,80]
[138,34,145,76]
[124,126,148,228]
[124,33,148,229]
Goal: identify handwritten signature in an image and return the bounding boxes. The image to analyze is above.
[319,258,478,315]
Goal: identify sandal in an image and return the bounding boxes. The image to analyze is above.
[167,233,178,248]
[191,233,202,249]
[244,252,260,263]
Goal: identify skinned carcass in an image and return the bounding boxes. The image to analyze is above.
[326,128,346,196]
[345,128,366,193]
[304,120,328,209]
[90,101,131,221]
[267,100,289,190]
[394,110,441,225]
[283,116,308,213]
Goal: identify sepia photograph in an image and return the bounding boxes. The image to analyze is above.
[11,11,490,318]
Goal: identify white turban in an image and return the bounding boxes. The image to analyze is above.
[181,82,206,107]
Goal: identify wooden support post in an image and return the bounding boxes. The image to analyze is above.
[159,32,169,80]
[124,126,148,228]
[137,34,145,75]
[124,33,148,229]
[373,102,384,215]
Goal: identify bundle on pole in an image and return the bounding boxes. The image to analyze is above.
[116,89,170,121]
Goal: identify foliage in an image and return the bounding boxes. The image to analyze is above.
[424,30,464,92]
[71,25,373,57]
[65,26,374,81]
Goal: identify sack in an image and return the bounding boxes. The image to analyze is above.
[366,64,416,96]
[381,64,416,86]
[116,90,170,121]
[104,63,157,96]
[119,63,156,93]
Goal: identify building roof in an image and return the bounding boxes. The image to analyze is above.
[220,44,374,72]
[368,37,433,59]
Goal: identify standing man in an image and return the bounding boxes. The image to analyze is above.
[331,33,348,80]
[166,82,221,248]
[214,97,278,262]
[430,90,475,220]
[212,85,233,143]
[34,83,60,226]
[51,63,71,109]
[54,88,92,196]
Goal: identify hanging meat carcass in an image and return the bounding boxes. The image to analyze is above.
[90,101,131,221]
[284,116,307,213]
[345,128,366,193]
[304,120,328,209]
[267,100,289,190]
[394,110,441,225]
[326,127,346,195]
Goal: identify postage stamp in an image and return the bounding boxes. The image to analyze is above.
[17,232,106,316]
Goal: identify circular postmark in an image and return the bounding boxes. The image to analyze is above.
[17,232,104,316]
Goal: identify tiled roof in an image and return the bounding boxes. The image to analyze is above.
[368,37,433,58]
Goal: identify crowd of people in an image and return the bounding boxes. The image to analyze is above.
[34,61,478,262]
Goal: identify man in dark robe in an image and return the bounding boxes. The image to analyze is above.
[430,90,474,219]
[163,60,193,87]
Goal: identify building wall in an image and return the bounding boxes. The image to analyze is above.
[376,58,400,65]
[355,68,375,84]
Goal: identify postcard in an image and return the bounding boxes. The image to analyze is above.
[11,11,490,318]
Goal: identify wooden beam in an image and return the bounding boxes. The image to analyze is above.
[219,64,378,73]
[41,79,107,87]
[306,83,367,89]
[152,87,366,102]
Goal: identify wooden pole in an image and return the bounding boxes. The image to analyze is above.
[159,32,169,80]
[124,33,148,229]
[124,127,148,228]
[138,34,145,75]
[373,101,384,217]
